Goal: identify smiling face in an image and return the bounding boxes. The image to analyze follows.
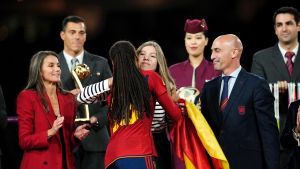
[184,32,208,57]
[274,13,300,45]
[210,34,242,75]
[211,39,233,72]
[41,55,61,85]
[60,22,86,56]
[137,45,158,71]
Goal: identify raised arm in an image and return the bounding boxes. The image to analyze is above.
[145,71,182,121]
[77,78,111,104]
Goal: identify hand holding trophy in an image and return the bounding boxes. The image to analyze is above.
[72,64,91,123]
[177,87,201,109]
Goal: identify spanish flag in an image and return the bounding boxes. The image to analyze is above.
[170,101,229,169]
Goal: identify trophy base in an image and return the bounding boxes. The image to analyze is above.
[75,118,101,131]
[75,118,90,126]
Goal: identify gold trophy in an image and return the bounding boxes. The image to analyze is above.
[177,87,201,109]
[72,64,91,123]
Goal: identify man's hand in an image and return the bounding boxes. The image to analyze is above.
[295,106,300,133]
[277,81,288,93]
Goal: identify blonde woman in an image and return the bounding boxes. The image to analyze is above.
[137,41,176,169]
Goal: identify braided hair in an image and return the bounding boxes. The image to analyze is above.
[109,40,151,125]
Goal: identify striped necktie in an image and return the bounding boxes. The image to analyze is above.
[285,51,294,77]
[71,58,79,71]
[220,76,231,112]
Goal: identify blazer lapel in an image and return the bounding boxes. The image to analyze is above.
[271,45,290,80]
[292,49,300,81]
[37,93,57,129]
[214,77,223,123]
[222,69,247,121]
[45,91,63,142]
[56,90,64,117]
[82,51,94,86]
[58,53,76,90]
[208,76,223,124]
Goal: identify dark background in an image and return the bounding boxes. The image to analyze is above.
[0,0,299,168]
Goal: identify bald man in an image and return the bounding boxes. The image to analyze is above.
[200,34,280,169]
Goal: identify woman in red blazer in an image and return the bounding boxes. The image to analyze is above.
[16,51,90,169]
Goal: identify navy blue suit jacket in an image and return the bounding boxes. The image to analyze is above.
[58,51,112,152]
[201,68,280,169]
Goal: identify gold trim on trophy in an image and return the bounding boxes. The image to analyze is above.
[72,64,91,123]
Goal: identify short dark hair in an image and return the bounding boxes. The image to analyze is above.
[273,6,300,25]
[62,15,86,31]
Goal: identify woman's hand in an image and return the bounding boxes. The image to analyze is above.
[108,77,113,88]
[171,88,180,102]
[48,116,64,138]
[74,123,90,141]
[69,88,81,96]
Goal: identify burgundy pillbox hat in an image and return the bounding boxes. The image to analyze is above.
[184,19,208,33]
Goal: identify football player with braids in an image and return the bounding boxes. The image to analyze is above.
[77,40,183,169]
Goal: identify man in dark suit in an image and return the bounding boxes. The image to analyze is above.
[201,34,280,169]
[251,7,300,169]
[281,100,300,169]
[58,15,112,169]
[0,85,7,169]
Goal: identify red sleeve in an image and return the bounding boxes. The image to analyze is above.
[142,70,167,96]
[70,94,81,147]
[142,70,181,121]
[17,90,49,150]
[157,93,181,121]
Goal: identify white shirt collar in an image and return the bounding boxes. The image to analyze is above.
[220,66,242,99]
[221,66,242,79]
[278,43,298,63]
[63,50,84,65]
[63,50,84,71]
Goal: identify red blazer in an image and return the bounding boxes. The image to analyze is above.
[17,89,77,169]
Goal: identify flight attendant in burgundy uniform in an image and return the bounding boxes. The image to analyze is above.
[169,18,220,92]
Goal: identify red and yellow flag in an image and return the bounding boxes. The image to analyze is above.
[170,101,229,169]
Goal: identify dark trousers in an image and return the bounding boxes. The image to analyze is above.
[153,130,171,169]
[74,146,105,169]
[280,149,293,169]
